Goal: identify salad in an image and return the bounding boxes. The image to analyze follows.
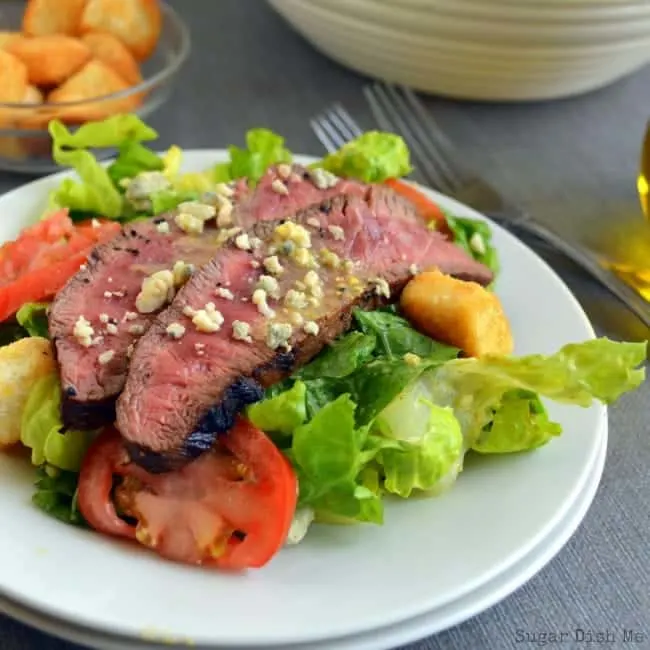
[0,114,645,572]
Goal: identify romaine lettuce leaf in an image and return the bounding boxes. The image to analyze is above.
[369,397,464,498]
[247,380,307,436]
[353,308,460,359]
[320,131,411,183]
[21,374,93,471]
[16,302,49,338]
[291,394,382,523]
[48,115,158,219]
[419,338,646,452]
[107,141,164,187]
[214,128,292,186]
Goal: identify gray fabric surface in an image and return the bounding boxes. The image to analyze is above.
[1,1,649,648]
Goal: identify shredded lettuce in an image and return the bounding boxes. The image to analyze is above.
[20,374,93,472]
[16,302,49,338]
[320,131,411,183]
[247,381,307,436]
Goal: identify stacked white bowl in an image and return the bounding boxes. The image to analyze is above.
[268,0,650,101]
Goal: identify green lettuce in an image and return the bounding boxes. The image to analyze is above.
[445,215,499,276]
[16,302,49,338]
[215,128,292,186]
[48,115,158,219]
[31,467,85,527]
[369,397,464,498]
[292,395,383,524]
[247,381,307,436]
[21,374,93,472]
[418,338,646,453]
[107,140,164,187]
[320,131,411,183]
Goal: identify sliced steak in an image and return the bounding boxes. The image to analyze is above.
[49,165,367,429]
[116,186,493,472]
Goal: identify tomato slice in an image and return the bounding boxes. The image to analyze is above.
[79,421,298,571]
[77,428,136,540]
[0,213,121,321]
[386,178,452,237]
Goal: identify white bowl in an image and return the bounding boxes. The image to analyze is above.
[268,0,650,101]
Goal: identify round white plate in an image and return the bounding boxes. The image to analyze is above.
[0,151,603,647]
[0,421,608,650]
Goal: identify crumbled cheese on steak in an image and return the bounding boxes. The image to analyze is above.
[266,322,293,350]
[309,168,339,190]
[166,322,186,339]
[252,289,276,319]
[274,222,312,249]
[370,277,390,299]
[232,320,252,343]
[215,287,235,300]
[172,260,194,287]
[284,289,309,310]
[73,316,94,347]
[320,248,340,269]
[276,163,292,180]
[328,225,345,241]
[257,275,280,299]
[263,255,284,276]
[135,270,175,314]
[271,179,289,195]
[156,221,170,234]
[191,303,224,333]
[303,320,319,336]
[98,350,115,365]
[175,201,217,235]
[235,233,251,250]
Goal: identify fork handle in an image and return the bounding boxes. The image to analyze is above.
[503,217,650,329]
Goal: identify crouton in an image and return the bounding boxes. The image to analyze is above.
[400,269,513,358]
[0,337,56,448]
[48,59,138,122]
[0,50,28,127]
[23,0,88,36]
[6,35,91,87]
[79,0,161,60]
[0,31,22,50]
[82,31,142,85]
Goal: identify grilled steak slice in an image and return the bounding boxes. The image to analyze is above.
[49,165,367,429]
[117,186,493,472]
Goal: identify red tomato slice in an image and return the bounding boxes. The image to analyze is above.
[79,421,298,571]
[386,178,452,237]
[0,213,121,321]
[77,428,136,540]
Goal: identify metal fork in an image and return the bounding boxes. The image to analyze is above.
[310,89,650,329]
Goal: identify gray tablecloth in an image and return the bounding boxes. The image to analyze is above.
[1,2,649,649]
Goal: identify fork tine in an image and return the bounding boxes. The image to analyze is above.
[400,86,466,190]
[364,83,451,193]
[330,103,363,140]
[310,115,343,153]
[383,84,462,191]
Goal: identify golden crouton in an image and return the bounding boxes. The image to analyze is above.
[23,0,87,36]
[0,337,56,449]
[22,85,44,105]
[48,59,138,123]
[0,50,28,104]
[0,31,22,50]
[6,35,91,87]
[82,31,142,85]
[401,269,513,358]
[79,0,161,60]
[0,50,28,128]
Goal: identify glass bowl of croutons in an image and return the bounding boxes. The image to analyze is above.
[0,0,190,174]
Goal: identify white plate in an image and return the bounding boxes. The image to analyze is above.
[0,422,608,650]
[0,151,603,647]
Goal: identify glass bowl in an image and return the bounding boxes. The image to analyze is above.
[0,1,190,175]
